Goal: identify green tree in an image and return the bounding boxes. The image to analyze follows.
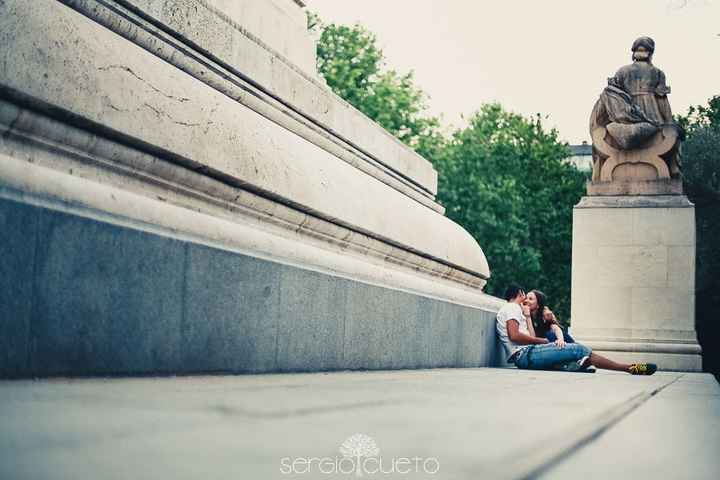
[436,104,587,323]
[677,95,720,378]
[309,14,445,160]
[677,95,720,137]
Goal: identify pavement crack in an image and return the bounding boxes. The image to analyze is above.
[141,103,201,127]
[172,119,202,127]
[209,398,406,419]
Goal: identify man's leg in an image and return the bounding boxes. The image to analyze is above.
[516,343,590,370]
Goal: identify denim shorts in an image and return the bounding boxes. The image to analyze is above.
[514,343,592,370]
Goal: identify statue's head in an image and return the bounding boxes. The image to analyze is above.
[631,36,655,62]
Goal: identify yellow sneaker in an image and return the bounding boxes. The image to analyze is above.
[629,363,657,375]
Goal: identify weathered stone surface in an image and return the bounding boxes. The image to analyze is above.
[342,283,426,370]
[570,286,633,330]
[571,197,700,371]
[0,152,499,316]
[586,178,683,196]
[0,193,500,378]
[425,300,460,368]
[0,0,489,282]
[67,0,439,196]
[573,208,634,246]
[459,312,496,367]
[1,369,715,480]
[631,287,694,331]
[183,244,281,373]
[29,205,186,376]
[668,246,695,291]
[0,199,36,376]
[275,267,346,372]
[576,195,693,208]
[0,0,504,379]
[590,126,678,185]
[209,0,316,75]
[571,326,700,343]
[595,245,668,288]
[540,373,719,479]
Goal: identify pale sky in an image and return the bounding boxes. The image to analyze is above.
[307,0,720,144]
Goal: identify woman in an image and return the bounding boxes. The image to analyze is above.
[522,290,575,346]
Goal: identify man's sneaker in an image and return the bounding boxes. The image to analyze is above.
[577,356,596,373]
[629,363,658,375]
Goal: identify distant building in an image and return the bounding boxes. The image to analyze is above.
[566,142,593,172]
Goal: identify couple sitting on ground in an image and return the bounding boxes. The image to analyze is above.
[496,284,657,375]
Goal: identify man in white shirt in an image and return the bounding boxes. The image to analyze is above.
[496,284,657,375]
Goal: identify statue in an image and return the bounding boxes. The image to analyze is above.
[588,37,684,194]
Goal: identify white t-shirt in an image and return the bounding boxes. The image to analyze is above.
[496,302,529,361]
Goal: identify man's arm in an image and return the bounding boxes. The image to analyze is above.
[526,317,536,338]
[507,319,549,345]
[522,303,536,338]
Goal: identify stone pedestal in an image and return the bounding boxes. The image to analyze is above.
[571,195,701,371]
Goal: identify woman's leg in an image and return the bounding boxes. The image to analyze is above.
[588,352,631,372]
[516,343,653,374]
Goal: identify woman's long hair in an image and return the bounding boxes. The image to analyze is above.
[529,289,548,333]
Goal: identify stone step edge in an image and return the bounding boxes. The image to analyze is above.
[580,339,702,355]
[0,149,503,311]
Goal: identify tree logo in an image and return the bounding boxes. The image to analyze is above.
[339,433,380,477]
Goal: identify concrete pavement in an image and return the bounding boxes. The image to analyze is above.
[1,368,718,479]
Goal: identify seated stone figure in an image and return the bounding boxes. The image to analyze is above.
[588,37,684,192]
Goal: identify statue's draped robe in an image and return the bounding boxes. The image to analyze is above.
[590,61,674,149]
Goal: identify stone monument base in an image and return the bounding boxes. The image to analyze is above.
[587,178,683,196]
[571,195,702,372]
[570,338,702,372]
[0,0,504,378]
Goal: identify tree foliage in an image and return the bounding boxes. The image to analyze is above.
[677,95,720,377]
[677,95,720,137]
[309,14,444,160]
[435,105,586,323]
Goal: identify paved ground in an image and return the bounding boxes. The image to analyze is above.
[1,368,718,480]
